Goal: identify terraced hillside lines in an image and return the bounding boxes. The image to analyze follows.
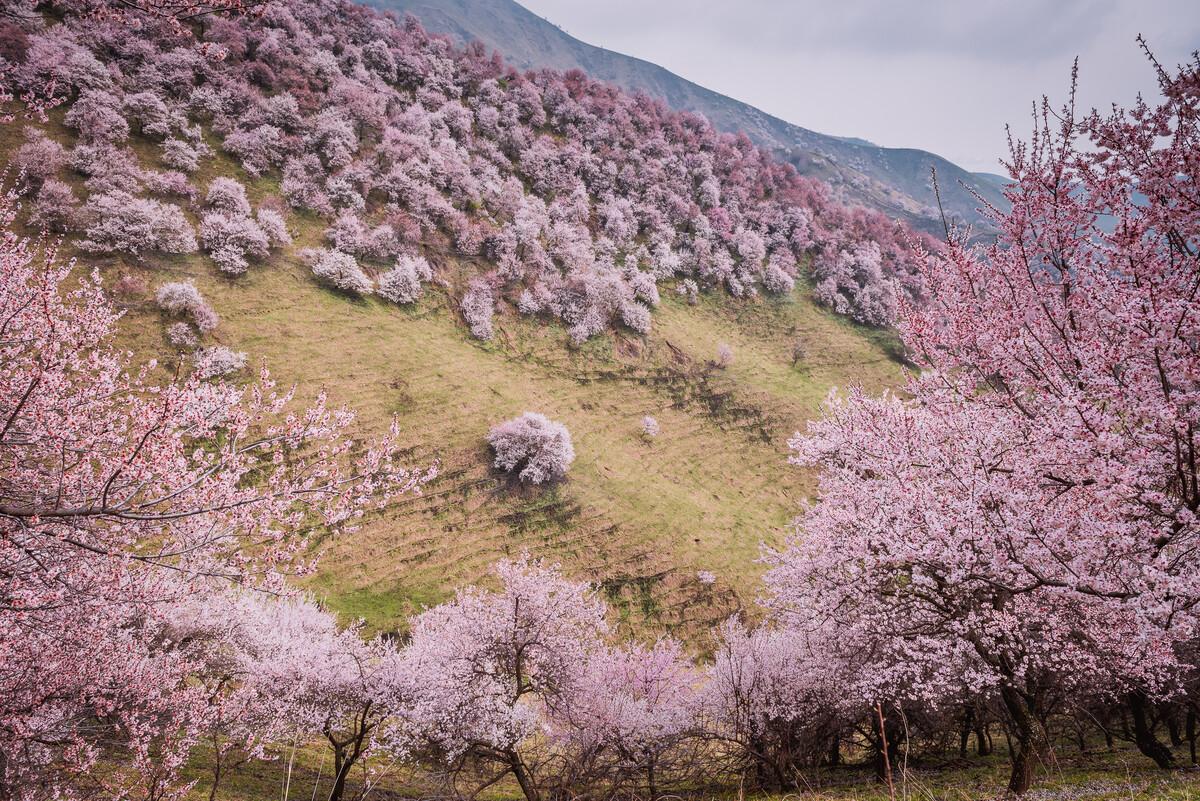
[166,251,900,637]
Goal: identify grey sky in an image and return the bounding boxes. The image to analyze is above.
[515,1,1199,173]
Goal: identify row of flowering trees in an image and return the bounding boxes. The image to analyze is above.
[3,0,927,344]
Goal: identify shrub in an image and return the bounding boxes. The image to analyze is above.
[762,258,796,295]
[200,212,270,275]
[124,91,176,139]
[255,207,291,247]
[641,415,660,438]
[63,89,129,144]
[13,133,67,186]
[676,278,699,306]
[223,124,288,176]
[166,322,198,349]
[487,412,575,484]
[79,192,197,256]
[304,248,373,295]
[205,177,252,217]
[812,241,897,327]
[141,170,195,200]
[716,342,734,368]
[155,281,219,333]
[111,273,148,301]
[461,279,494,340]
[161,138,208,172]
[29,180,80,233]
[377,254,431,305]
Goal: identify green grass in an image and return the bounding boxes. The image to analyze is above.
[182,251,900,638]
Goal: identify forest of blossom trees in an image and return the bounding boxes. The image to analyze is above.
[2,0,927,338]
[0,0,1198,798]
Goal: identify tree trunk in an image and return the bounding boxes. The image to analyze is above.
[959,705,973,759]
[828,735,841,767]
[872,703,901,784]
[328,744,349,801]
[1128,691,1175,769]
[976,720,992,757]
[646,754,658,801]
[209,745,223,801]
[508,751,540,801]
[1168,712,1183,746]
[999,686,1040,795]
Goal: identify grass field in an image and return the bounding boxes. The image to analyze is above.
[140,243,902,638]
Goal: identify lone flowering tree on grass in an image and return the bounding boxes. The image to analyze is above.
[487,412,575,485]
[0,187,434,798]
[765,52,1200,794]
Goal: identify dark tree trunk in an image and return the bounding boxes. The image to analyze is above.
[872,704,902,784]
[326,708,371,801]
[328,744,350,801]
[828,734,841,767]
[1128,691,1175,769]
[508,751,540,801]
[977,720,993,756]
[208,734,223,801]
[1100,712,1115,753]
[1168,712,1183,747]
[999,686,1040,795]
[959,705,973,759]
[646,754,658,801]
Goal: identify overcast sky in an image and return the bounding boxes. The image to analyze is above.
[515,1,1199,173]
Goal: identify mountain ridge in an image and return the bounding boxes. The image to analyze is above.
[366,0,1008,235]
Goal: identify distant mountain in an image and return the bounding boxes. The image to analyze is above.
[364,0,1008,235]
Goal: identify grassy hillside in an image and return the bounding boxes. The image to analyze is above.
[1,115,902,643]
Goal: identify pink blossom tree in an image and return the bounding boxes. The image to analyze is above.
[377,253,432,305]
[698,617,842,791]
[460,278,495,340]
[399,556,607,801]
[156,280,220,333]
[304,247,374,296]
[214,592,408,801]
[80,191,197,256]
[487,412,575,485]
[557,639,698,800]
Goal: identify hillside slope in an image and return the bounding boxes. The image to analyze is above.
[0,121,902,642]
[366,0,1008,235]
